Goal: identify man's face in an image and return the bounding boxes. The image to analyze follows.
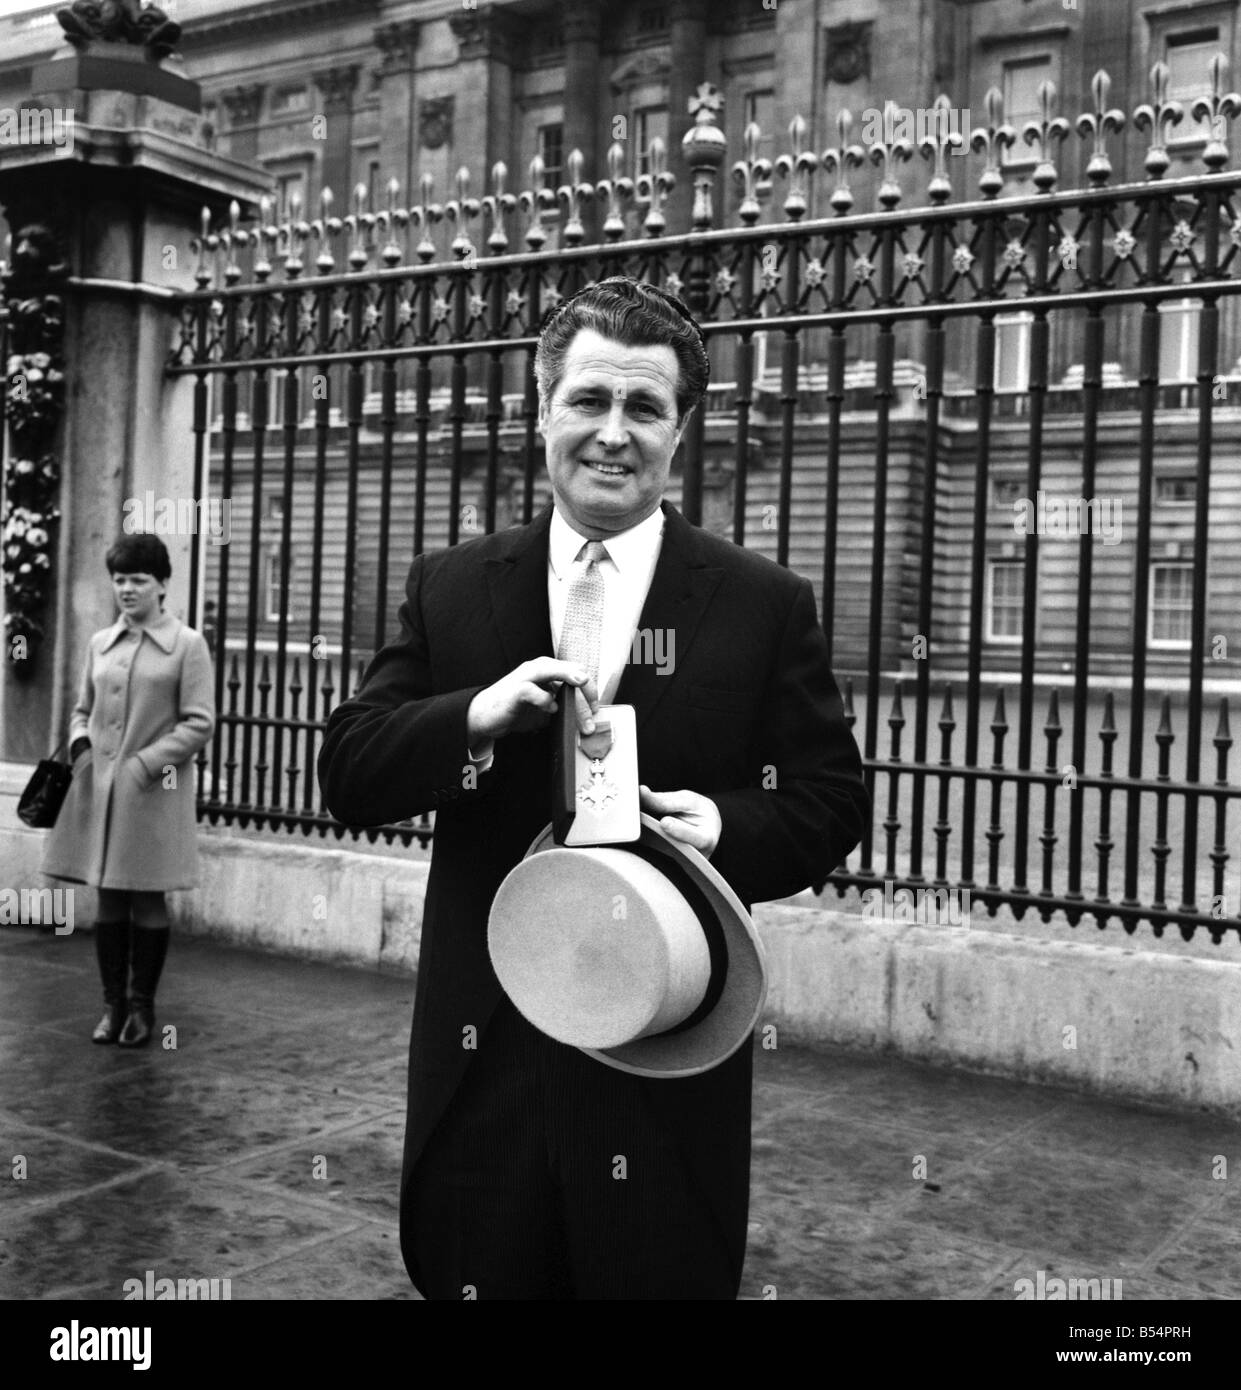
[539,328,686,537]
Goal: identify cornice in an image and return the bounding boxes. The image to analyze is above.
[182,0,382,48]
[978,23,1072,52]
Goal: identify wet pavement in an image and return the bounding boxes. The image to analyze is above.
[2,922,1239,1302]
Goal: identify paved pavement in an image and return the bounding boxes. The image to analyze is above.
[1,922,1239,1303]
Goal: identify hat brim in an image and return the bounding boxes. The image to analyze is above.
[519,813,767,1079]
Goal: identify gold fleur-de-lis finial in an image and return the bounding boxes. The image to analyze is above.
[637,136,675,237]
[868,101,914,210]
[775,115,818,222]
[732,121,772,227]
[1075,70,1125,186]
[971,86,1015,199]
[1192,53,1241,172]
[376,177,405,268]
[520,155,556,251]
[482,162,515,254]
[557,148,594,248]
[445,165,481,260]
[311,186,341,274]
[284,190,308,280]
[596,142,635,243]
[919,94,965,206]
[1134,61,1185,179]
[821,108,865,215]
[345,182,372,271]
[1021,80,1071,192]
[412,173,442,263]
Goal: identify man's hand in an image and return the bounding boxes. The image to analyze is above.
[640,784,722,858]
[467,658,599,744]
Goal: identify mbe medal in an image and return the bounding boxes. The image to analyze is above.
[564,704,641,846]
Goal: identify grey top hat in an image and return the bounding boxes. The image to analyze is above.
[487,813,767,1078]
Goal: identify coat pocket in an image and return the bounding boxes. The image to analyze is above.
[686,684,755,715]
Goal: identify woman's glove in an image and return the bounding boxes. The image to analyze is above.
[70,737,91,762]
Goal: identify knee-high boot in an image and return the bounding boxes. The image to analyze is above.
[91,921,131,1044]
[118,926,169,1048]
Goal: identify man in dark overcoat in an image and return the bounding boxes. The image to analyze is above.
[318,278,868,1299]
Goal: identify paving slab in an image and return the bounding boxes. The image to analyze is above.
[2,923,1239,1305]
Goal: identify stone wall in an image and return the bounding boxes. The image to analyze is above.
[4,759,1239,1116]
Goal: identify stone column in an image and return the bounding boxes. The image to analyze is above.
[562,1,602,177]
[0,42,270,762]
[667,0,710,236]
[447,7,517,194]
[311,65,360,211]
[373,21,421,206]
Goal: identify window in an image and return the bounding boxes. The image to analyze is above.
[743,89,776,161]
[991,476,1024,508]
[271,87,309,116]
[1002,57,1052,163]
[994,312,1033,391]
[1167,29,1219,142]
[1159,299,1200,382]
[1155,475,1197,504]
[1150,562,1193,645]
[264,549,294,623]
[273,167,308,220]
[538,123,563,189]
[531,23,564,55]
[987,560,1024,642]
[634,105,669,178]
[637,5,668,35]
[361,154,382,243]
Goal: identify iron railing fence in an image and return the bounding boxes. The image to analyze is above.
[166,70,1241,941]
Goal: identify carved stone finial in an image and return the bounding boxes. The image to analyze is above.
[57,0,182,61]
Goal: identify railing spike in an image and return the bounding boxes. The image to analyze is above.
[1134,61,1184,180]
[821,109,864,215]
[919,94,964,205]
[1216,696,1232,745]
[733,121,772,227]
[867,101,913,210]
[972,86,1015,199]
[596,141,635,242]
[775,114,817,222]
[1022,79,1071,192]
[1193,53,1241,172]
[1076,69,1126,187]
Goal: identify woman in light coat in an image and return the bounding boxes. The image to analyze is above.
[42,534,215,1046]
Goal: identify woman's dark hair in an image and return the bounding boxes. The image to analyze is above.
[534,277,710,420]
[106,533,171,583]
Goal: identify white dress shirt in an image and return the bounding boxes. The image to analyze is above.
[548,504,665,704]
[466,506,665,770]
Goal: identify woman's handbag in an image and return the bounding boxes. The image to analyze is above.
[17,738,74,828]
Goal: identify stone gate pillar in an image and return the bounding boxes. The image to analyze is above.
[0,10,270,763]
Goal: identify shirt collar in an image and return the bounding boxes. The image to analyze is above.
[101,608,180,654]
[549,504,665,579]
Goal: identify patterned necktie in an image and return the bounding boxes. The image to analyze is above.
[558,540,609,684]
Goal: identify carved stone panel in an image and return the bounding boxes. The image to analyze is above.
[824,21,872,85]
[419,96,454,151]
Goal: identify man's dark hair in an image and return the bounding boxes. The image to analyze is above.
[106,533,171,582]
[534,277,710,421]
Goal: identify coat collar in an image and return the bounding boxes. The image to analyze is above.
[101,608,181,654]
[482,501,723,729]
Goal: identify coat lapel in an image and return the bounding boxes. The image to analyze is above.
[614,503,723,730]
[482,505,555,670]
